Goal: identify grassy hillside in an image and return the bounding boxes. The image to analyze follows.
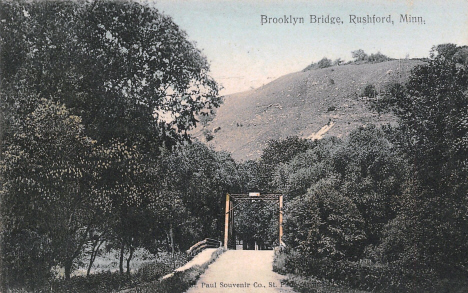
[194,59,424,161]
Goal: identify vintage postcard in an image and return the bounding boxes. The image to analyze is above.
[1,0,468,292]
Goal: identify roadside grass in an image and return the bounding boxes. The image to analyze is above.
[71,248,187,277]
[273,249,369,293]
[6,247,224,293]
[281,274,368,293]
[29,249,187,293]
[273,249,468,293]
[125,247,225,293]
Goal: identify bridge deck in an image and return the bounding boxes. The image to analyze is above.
[185,250,296,293]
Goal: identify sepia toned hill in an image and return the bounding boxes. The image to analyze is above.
[194,59,424,161]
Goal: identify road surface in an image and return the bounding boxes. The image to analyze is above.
[185,250,296,293]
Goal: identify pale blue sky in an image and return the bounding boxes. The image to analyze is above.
[150,0,468,94]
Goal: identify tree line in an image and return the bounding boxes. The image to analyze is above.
[303,49,393,71]
[0,1,245,290]
[269,44,468,292]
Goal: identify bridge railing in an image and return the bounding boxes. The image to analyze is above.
[186,238,222,257]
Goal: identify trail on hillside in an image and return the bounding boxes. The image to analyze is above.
[185,250,296,293]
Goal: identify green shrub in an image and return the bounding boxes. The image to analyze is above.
[361,84,377,98]
[369,82,405,114]
[367,52,390,63]
[129,247,225,293]
[137,262,173,283]
[46,271,133,293]
[351,49,368,62]
[272,248,287,274]
[278,248,468,292]
[303,57,333,71]
[317,57,332,68]
[203,129,214,141]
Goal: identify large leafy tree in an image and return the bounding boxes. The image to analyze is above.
[259,137,315,192]
[1,0,221,143]
[377,44,468,276]
[1,0,222,288]
[160,142,241,248]
[285,179,366,261]
[74,1,221,143]
[273,137,341,199]
[333,125,405,246]
[1,99,96,286]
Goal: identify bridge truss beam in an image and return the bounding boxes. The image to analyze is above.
[224,193,284,249]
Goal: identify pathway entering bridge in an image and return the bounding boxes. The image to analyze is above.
[185,250,296,293]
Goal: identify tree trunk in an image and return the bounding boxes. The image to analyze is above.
[126,245,134,275]
[64,260,73,280]
[87,238,104,276]
[166,230,171,252]
[119,240,125,275]
[170,224,175,269]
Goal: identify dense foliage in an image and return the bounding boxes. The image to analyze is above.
[303,49,391,72]
[274,44,468,292]
[352,49,391,63]
[0,1,233,291]
[1,3,467,290]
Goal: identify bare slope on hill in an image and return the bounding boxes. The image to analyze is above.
[195,60,423,161]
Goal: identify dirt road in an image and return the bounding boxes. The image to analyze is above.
[185,250,296,293]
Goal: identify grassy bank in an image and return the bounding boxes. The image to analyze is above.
[7,248,224,293]
[273,249,468,293]
[123,247,225,293]
[273,248,367,293]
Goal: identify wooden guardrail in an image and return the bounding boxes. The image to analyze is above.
[186,238,221,257]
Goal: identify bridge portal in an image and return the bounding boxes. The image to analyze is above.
[224,193,283,249]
